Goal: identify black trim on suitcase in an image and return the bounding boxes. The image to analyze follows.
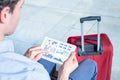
[78,16,103,56]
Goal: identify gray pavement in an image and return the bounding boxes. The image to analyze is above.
[8,0,120,80]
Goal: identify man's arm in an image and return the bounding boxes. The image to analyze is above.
[58,52,78,80]
[24,46,48,61]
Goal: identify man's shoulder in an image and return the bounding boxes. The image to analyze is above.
[0,52,50,80]
[0,52,36,64]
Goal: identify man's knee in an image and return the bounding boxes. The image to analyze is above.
[80,59,98,74]
[69,59,98,80]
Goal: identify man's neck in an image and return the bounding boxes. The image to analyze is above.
[0,25,5,41]
[0,32,4,41]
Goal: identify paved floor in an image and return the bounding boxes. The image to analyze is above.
[8,0,120,79]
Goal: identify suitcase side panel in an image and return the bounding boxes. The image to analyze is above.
[67,33,113,80]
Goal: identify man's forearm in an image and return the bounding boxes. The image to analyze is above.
[58,74,69,80]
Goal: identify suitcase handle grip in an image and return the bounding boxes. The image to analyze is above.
[80,16,101,23]
[80,16,101,52]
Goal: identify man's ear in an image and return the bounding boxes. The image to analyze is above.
[0,7,11,23]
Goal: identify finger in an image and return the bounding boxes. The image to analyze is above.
[28,49,48,59]
[28,46,43,51]
[33,53,43,61]
[68,52,78,64]
[32,50,48,57]
[36,50,48,54]
[64,52,76,63]
[73,55,78,62]
[68,51,76,60]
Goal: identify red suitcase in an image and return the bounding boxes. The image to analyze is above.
[67,16,113,80]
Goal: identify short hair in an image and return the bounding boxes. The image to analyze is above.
[0,0,19,13]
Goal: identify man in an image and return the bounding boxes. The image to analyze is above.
[0,0,97,80]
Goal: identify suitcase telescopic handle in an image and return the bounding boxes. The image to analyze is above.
[80,16,101,52]
[80,16,101,23]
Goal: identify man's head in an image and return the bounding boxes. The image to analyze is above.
[0,0,24,40]
[0,0,19,13]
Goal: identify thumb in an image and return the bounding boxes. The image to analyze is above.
[68,51,76,60]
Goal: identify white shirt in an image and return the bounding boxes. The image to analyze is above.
[0,39,50,80]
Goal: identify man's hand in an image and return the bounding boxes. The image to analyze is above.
[58,52,78,80]
[24,46,48,61]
